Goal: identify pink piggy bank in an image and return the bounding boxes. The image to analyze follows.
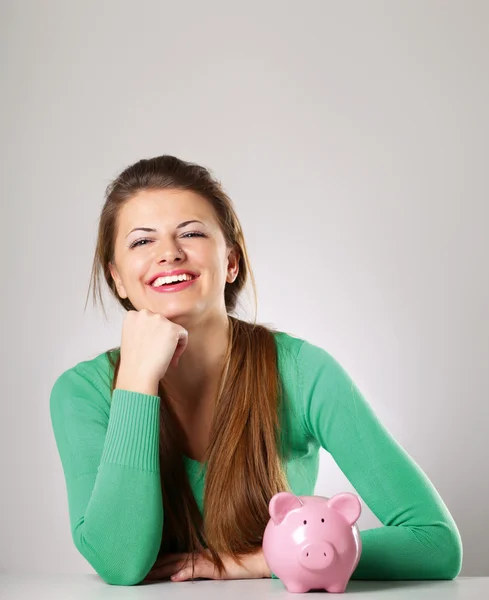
[262,492,362,593]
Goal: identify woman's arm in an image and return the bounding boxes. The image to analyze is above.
[297,340,462,580]
[50,365,163,585]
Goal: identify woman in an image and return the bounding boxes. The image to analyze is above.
[50,155,463,586]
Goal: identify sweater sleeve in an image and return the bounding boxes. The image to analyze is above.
[297,340,463,580]
[49,365,163,585]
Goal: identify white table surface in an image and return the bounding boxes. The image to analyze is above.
[0,574,486,599]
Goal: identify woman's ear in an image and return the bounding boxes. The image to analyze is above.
[226,246,240,283]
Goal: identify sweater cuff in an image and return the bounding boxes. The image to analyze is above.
[100,388,160,471]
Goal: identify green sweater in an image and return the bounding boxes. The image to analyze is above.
[49,330,462,586]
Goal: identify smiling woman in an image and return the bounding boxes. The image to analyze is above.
[49,155,462,586]
[105,184,238,327]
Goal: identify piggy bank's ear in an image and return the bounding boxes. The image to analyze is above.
[327,493,362,526]
[269,492,304,525]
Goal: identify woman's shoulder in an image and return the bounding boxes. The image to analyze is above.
[272,329,326,362]
[272,329,305,358]
[272,329,311,382]
[272,329,342,377]
[50,347,119,404]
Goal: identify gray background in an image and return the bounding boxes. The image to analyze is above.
[1,0,487,578]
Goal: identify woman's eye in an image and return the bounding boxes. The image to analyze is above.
[130,232,205,249]
[182,231,205,239]
[130,238,151,248]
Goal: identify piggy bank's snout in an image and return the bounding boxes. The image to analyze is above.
[299,542,336,571]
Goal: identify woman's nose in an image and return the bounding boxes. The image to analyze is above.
[158,245,184,263]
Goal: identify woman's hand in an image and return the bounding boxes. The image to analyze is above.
[143,548,271,582]
[117,309,189,387]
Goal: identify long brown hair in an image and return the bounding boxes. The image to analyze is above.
[85,155,291,577]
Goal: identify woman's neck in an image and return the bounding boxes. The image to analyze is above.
[161,313,231,410]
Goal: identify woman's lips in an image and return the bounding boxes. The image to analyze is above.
[148,276,198,293]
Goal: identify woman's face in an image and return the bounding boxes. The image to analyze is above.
[109,188,239,322]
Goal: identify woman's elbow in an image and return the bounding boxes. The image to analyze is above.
[435,528,463,580]
[95,560,153,586]
[74,539,155,586]
[99,571,146,586]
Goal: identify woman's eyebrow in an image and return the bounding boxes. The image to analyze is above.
[125,220,206,238]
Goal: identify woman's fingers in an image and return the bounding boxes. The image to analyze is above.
[144,556,191,581]
[155,553,191,566]
[171,553,218,581]
[144,560,186,580]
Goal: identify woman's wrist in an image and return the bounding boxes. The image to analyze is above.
[115,371,159,396]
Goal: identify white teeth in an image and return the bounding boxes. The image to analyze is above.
[152,273,194,287]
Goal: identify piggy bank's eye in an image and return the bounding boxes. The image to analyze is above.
[303,520,307,525]
[321,518,325,522]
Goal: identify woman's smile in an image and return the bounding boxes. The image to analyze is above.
[148,275,200,293]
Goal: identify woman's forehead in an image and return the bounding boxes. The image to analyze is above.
[118,189,215,229]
